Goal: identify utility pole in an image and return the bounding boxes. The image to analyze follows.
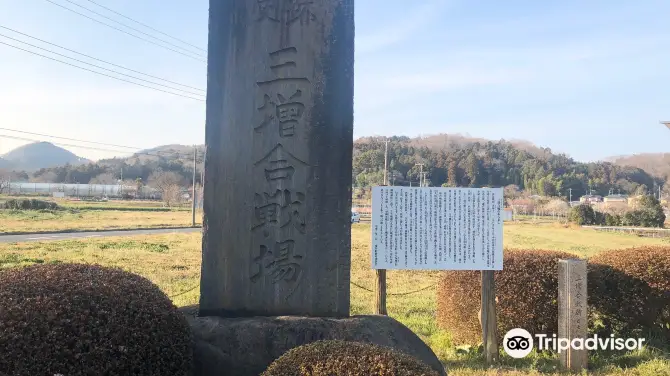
[383,139,390,185]
[415,163,424,187]
[198,146,206,211]
[200,147,206,192]
[568,188,573,204]
[191,145,197,227]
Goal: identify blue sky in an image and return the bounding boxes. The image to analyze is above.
[1,0,670,162]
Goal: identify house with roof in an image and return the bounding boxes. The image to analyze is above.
[580,194,603,204]
[604,194,628,203]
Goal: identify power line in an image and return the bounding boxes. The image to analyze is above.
[0,32,205,97]
[0,128,206,160]
[44,0,206,63]
[58,0,205,57]
[0,25,205,92]
[0,133,201,160]
[0,134,139,155]
[82,0,206,53]
[0,127,142,150]
[0,40,206,102]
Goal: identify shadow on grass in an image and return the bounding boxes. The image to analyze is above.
[443,349,562,374]
[441,347,670,375]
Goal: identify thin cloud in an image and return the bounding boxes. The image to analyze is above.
[0,85,202,107]
[383,67,530,91]
[356,0,449,54]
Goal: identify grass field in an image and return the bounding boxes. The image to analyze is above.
[503,218,670,256]
[0,194,199,233]
[0,209,201,234]
[1,220,669,374]
[0,195,182,208]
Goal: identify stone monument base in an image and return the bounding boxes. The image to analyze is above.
[179,305,447,376]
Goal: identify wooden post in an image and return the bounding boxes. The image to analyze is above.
[375,269,387,315]
[558,259,588,372]
[481,270,499,363]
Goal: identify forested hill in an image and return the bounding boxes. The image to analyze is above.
[10,134,661,198]
[353,136,660,198]
[607,153,670,182]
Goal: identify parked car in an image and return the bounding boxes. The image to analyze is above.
[351,210,361,223]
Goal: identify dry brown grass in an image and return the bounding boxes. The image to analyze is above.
[0,209,200,234]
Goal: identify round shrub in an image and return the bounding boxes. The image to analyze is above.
[437,249,577,344]
[262,340,440,376]
[0,263,192,375]
[589,246,670,336]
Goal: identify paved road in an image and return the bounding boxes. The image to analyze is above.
[0,227,201,243]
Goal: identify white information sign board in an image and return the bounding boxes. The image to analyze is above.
[371,187,503,271]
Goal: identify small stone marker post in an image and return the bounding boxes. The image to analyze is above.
[558,259,588,371]
[200,0,354,317]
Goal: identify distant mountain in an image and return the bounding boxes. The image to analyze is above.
[2,142,90,171]
[607,153,670,181]
[0,157,14,169]
[140,144,201,155]
[16,136,668,199]
[370,133,551,158]
[104,144,205,167]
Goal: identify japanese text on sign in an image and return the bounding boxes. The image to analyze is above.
[371,187,503,270]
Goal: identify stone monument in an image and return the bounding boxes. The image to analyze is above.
[558,259,588,371]
[200,0,354,317]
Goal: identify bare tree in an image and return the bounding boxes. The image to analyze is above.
[163,184,183,207]
[601,202,630,217]
[0,169,9,194]
[545,198,570,220]
[509,197,535,215]
[149,170,185,207]
[503,184,521,204]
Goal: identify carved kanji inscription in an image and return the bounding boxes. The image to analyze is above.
[256,0,316,26]
[250,239,304,298]
[256,48,310,138]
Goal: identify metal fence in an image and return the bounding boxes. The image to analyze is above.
[4,183,159,199]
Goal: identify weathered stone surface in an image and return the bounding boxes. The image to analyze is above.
[179,306,447,376]
[558,259,588,371]
[201,0,354,317]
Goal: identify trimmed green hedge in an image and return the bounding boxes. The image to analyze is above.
[590,246,670,337]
